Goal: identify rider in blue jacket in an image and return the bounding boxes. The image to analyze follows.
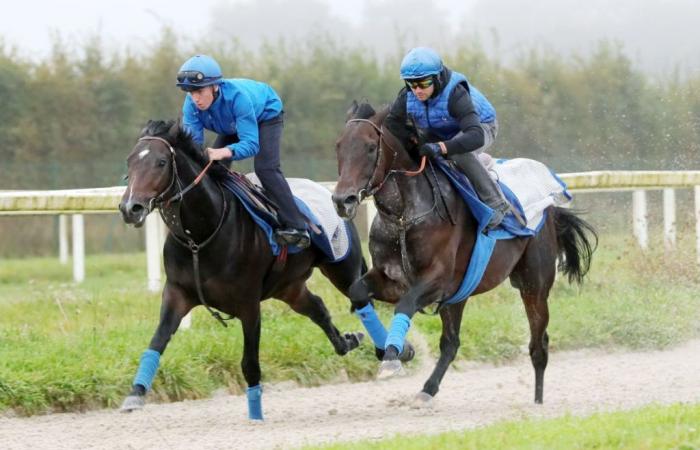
[384,47,517,229]
[176,55,310,248]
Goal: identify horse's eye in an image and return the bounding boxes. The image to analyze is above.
[122,174,129,181]
[368,143,377,154]
[157,159,167,167]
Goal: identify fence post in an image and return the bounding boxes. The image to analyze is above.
[632,190,648,250]
[58,214,69,265]
[145,213,162,292]
[695,186,700,265]
[663,188,676,251]
[72,214,85,283]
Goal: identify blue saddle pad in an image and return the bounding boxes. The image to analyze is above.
[220,174,351,262]
[432,158,550,305]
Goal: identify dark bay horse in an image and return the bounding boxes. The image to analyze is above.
[118,120,366,420]
[332,102,597,406]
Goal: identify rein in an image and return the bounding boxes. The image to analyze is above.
[345,119,426,201]
[137,136,234,327]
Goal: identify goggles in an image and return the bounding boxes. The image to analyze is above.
[405,77,434,90]
[176,70,206,84]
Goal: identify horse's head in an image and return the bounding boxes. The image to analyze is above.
[119,120,180,227]
[332,101,391,220]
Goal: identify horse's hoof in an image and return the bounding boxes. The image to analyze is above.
[344,332,365,351]
[410,392,434,409]
[120,395,145,413]
[248,418,265,425]
[398,341,415,363]
[377,359,404,380]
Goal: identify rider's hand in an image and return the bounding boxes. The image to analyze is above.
[418,142,442,159]
[206,147,233,161]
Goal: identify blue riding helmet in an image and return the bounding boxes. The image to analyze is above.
[176,55,223,91]
[400,47,443,80]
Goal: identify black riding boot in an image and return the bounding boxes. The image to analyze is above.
[450,152,512,229]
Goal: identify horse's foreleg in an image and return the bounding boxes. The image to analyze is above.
[378,276,443,379]
[239,303,264,421]
[282,283,363,356]
[121,283,193,412]
[348,268,415,362]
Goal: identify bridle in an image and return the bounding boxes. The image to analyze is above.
[137,136,214,211]
[134,135,233,327]
[343,119,452,285]
[345,119,426,201]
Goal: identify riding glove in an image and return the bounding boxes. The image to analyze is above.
[419,143,442,159]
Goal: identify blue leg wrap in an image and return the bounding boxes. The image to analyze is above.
[384,313,411,354]
[246,385,264,420]
[354,303,388,349]
[133,349,161,391]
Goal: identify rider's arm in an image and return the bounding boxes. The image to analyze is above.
[227,91,260,161]
[181,99,205,145]
[442,84,485,155]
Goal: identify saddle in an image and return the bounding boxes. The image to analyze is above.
[221,170,282,228]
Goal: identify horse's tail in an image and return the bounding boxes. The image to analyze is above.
[554,207,598,284]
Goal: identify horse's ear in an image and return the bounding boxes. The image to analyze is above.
[139,120,154,138]
[345,100,359,121]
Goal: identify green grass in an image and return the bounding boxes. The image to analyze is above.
[0,254,378,415]
[1,233,699,415]
[308,402,700,450]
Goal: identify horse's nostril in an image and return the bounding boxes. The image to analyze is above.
[130,204,144,215]
[344,195,358,206]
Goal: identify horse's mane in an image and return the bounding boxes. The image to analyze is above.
[351,102,418,156]
[139,120,230,181]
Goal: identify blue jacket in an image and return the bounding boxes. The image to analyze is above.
[182,79,283,160]
[406,70,496,141]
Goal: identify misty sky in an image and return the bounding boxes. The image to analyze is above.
[1,0,698,75]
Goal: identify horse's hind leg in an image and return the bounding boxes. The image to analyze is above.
[280,282,363,356]
[121,283,193,412]
[416,300,467,407]
[510,228,556,404]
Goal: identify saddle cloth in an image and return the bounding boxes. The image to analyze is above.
[433,157,571,306]
[220,172,352,261]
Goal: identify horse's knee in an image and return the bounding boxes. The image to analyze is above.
[348,279,371,310]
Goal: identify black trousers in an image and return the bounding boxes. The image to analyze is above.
[213,113,306,229]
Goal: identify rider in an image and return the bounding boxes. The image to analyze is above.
[384,47,516,229]
[176,54,310,248]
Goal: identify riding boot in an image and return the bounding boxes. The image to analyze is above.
[449,152,513,229]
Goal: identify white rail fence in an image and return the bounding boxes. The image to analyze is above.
[2,171,700,289]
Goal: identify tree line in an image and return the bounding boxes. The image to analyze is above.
[1,31,698,190]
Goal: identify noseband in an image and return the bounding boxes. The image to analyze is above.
[345,119,426,201]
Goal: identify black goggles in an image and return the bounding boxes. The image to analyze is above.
[176,70,206,84]
[405,77,434,90]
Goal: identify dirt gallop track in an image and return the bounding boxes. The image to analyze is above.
[2,339,699,450]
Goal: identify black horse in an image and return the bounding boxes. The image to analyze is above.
[118,120,366,420]
[333,102,597,406]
